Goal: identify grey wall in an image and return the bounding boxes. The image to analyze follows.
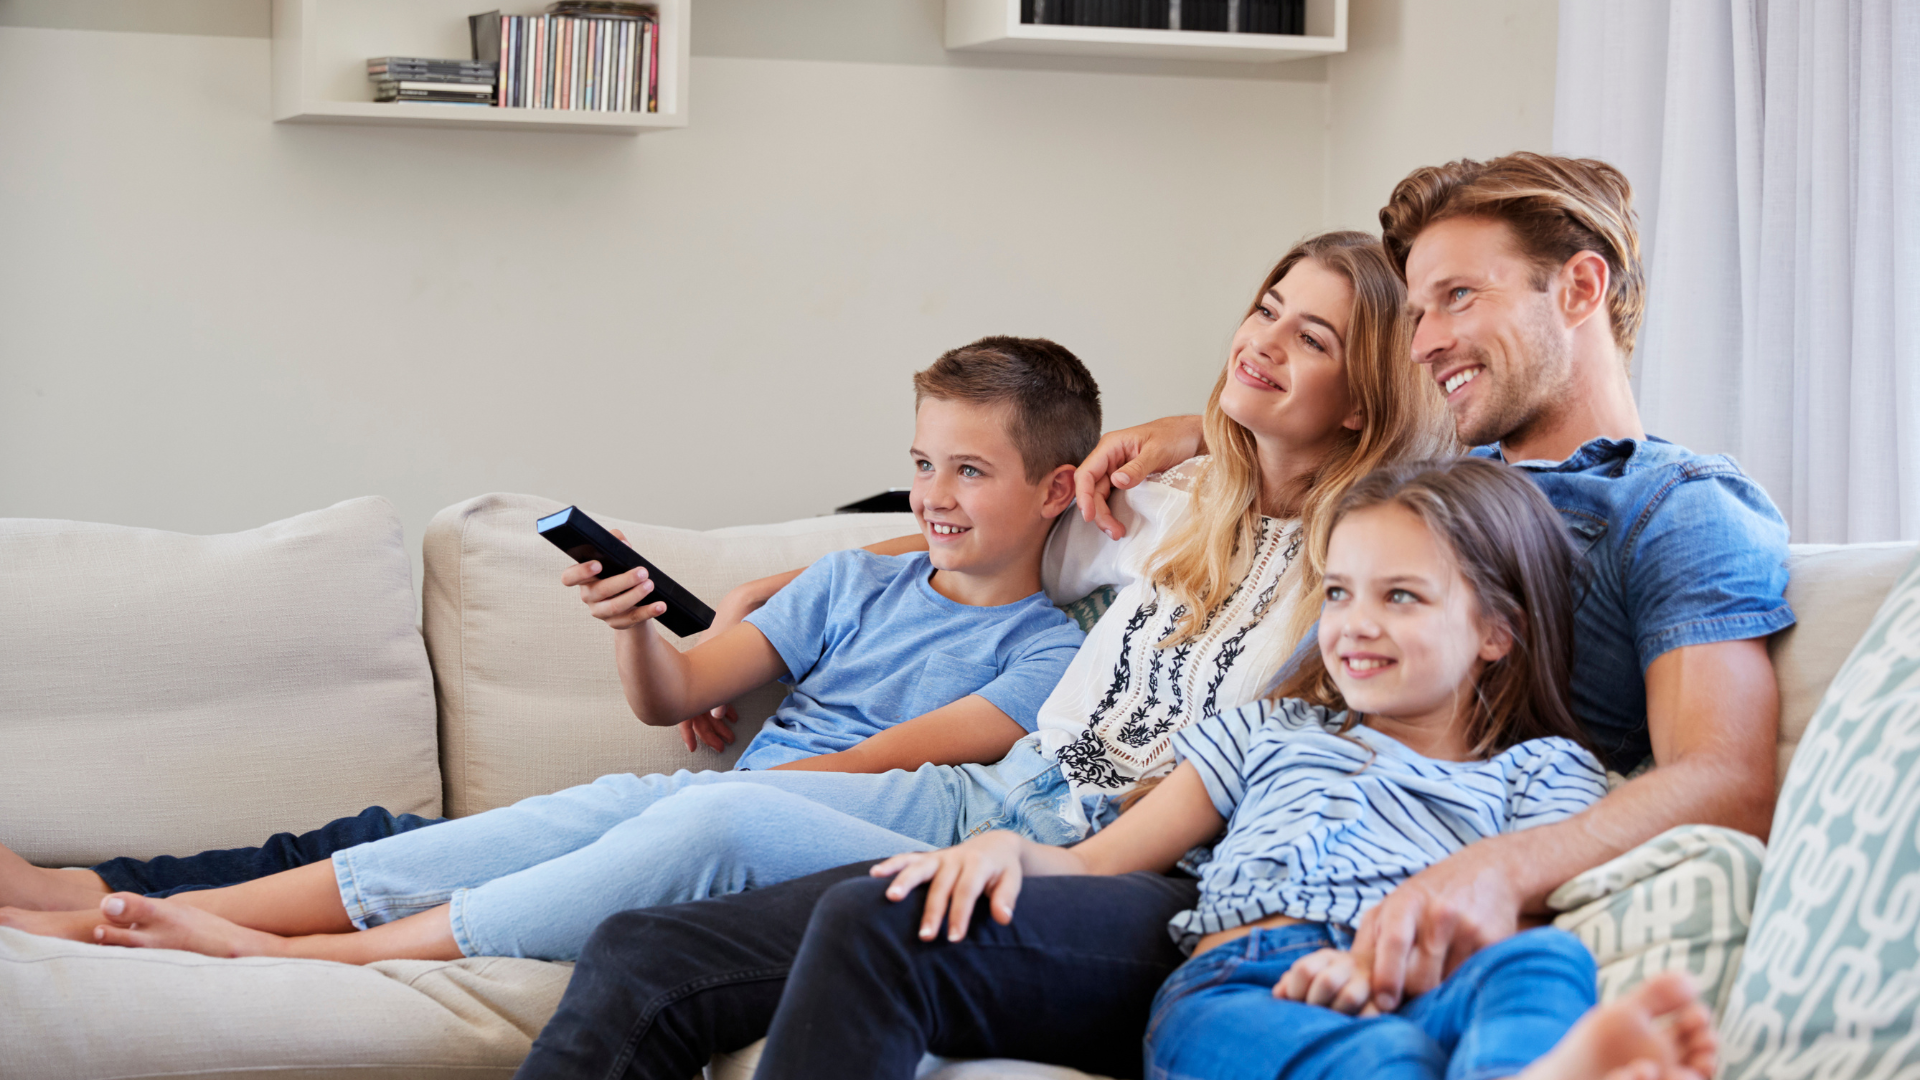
[0,0,1556,588]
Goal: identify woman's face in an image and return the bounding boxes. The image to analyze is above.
[1217,257,1362,455]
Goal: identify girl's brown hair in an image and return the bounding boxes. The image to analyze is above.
[1149,231,1455,653]
[1269,456,1592,759]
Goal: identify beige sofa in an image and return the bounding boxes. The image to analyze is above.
[1,494,1914,1080]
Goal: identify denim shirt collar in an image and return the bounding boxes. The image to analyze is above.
[1479,434,1663,473]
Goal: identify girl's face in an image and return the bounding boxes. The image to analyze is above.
[1217,258,1364,455]
[1317,503,1513,760]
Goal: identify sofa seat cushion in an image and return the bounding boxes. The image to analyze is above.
[1721,547,1920,1078]
[423,493,919,817]
[0,928,570,1079]
[709,1038,1115,1080]
[0,497,440,867]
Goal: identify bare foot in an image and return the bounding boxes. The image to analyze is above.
[92,893,291,959]
[0,905,110,943]
[0,843,110,911]
[1518,972,1718,1080]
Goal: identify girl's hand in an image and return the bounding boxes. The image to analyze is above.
[1275,948,1380,1016]
[870,832,1028,942]
[560,527,668,631]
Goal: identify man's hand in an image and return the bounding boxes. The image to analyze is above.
[1352,837,1524,1014]
[1072,416,1204,540]
[1275,947,1380,1016]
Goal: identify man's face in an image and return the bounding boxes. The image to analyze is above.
[1404,217,1572,450]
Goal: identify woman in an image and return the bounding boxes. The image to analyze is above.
[506,230,1458,1079]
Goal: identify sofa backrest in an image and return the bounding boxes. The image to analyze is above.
[1771,542,1918,790]
[422,493,919,818]
[0,498,441,866]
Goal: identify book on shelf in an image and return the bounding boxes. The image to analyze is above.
[469,5,659,113]
[367,56,499,106]
[372,80,496,95]
[367,56,499,82]
[1021,0,1305,33]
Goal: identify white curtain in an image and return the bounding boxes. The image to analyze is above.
[1554,0,1919,543]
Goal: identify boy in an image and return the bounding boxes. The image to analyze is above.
[0,336,1097,963]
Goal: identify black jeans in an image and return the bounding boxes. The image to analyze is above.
[516,863,1198,1080]
[88,806,442,897]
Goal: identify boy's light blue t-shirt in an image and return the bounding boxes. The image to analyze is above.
[736,550,1085,770]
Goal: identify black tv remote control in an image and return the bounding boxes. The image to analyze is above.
[537,506,716,638]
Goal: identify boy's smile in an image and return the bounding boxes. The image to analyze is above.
[908,397,1074,608]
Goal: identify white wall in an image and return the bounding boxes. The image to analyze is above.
[0,0,1555,590]
[1324,0,1558,232]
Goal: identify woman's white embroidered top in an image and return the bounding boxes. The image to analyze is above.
[1034,457,1306,815]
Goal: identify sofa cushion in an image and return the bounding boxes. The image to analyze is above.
[0,928,568,1079]
[1771,542,1919,788]
[1549,824,1766,1016]
[0,498,440,867]
[1720,546,1920,1077]
[423,494,919,817]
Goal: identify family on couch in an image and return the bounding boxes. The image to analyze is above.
[0,152,1793,1080]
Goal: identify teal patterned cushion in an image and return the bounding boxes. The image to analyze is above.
[1060,585,1118,634]
[1549,825,1766,1015]
[1720,548,1920,1077]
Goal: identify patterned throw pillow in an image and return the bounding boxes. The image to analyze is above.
[1549,825,1766,1014]
[1060,585,1119,634]
[1719,548,1920,1078]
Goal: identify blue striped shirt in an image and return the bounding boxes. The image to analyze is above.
[1167,698,1608,953]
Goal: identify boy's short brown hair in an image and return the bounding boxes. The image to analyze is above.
[1378,152,1647,360]
[913,336,1102,483]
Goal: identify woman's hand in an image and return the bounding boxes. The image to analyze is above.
[870,831,1030,942]
[1073,416,1205,540]
[560,528,668,631]
[1274,947,1380,1016]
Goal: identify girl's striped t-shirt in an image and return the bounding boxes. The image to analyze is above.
[1167,697,1608,952]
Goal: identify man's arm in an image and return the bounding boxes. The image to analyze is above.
[769,694,1028,774]
[1072,416,1204,540]
[1354,637,1779,1013]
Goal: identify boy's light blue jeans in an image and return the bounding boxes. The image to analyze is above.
[330,737,1086,960]
[1145,925,1597,1080]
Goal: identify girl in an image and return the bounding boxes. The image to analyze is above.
[4,231,1454,970]
[749,457,1718,1080]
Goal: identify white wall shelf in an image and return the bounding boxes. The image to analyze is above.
[271,0,689,135]
[946,0,1345,63]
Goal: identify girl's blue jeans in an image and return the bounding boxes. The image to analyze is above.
[1146,925,1597,1080]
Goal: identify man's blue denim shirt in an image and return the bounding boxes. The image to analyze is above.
[1473,436,1795,772]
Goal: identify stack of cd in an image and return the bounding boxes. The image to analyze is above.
[367,57,500,106]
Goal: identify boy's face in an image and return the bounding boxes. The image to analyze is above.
[909,397,1061,583]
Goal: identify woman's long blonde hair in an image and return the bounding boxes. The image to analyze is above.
[1150,231,1455,652]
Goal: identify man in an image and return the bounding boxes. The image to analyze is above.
[514,153,1793,1079]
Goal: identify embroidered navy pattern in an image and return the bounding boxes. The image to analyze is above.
[1058,517,1304,795]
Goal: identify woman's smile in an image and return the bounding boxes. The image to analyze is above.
[1233,358,1287,393]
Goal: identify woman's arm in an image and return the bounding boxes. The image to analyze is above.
[871,764,1225,941]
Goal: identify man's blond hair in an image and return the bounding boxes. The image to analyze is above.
[1379,152,1647,362]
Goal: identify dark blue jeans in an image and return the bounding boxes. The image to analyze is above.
[1146,925,1597,1080]
[88,806,442,898]
[515,866,1199,1080]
